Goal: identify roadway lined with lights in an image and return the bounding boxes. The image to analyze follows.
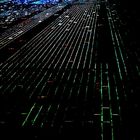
[0,1,139,139]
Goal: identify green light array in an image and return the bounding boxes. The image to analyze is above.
[118,47,128,76]
[94,63,97,89]
[113,27,128,76]
[109,8,128,77]
[40,104,52,127]
[113,74,122,121]
[100,63,103,140]
[114,46,122,80]
[107,12,122,80]
[115,22,130,76]
[106,64,114,140]
[107,9,128,100]
[32,105,43,126]
[22,103,36,127]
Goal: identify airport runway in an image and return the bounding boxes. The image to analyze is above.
[0,0,139,139]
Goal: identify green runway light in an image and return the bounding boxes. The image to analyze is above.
[22,103,36,127]
[106,66,114,140]
[113,75,122,121]
[100,64,103,140]
[118,47,128,75]
[94,63,97,88]
[32,105,43,126]
[40,104,52,127]
[109,7,128,77]
[107,12,122,80]
[114,48,122,80]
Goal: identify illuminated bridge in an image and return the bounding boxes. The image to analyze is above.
[0,0,139,139]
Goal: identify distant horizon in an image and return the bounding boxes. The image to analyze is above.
[0,0,67,4]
